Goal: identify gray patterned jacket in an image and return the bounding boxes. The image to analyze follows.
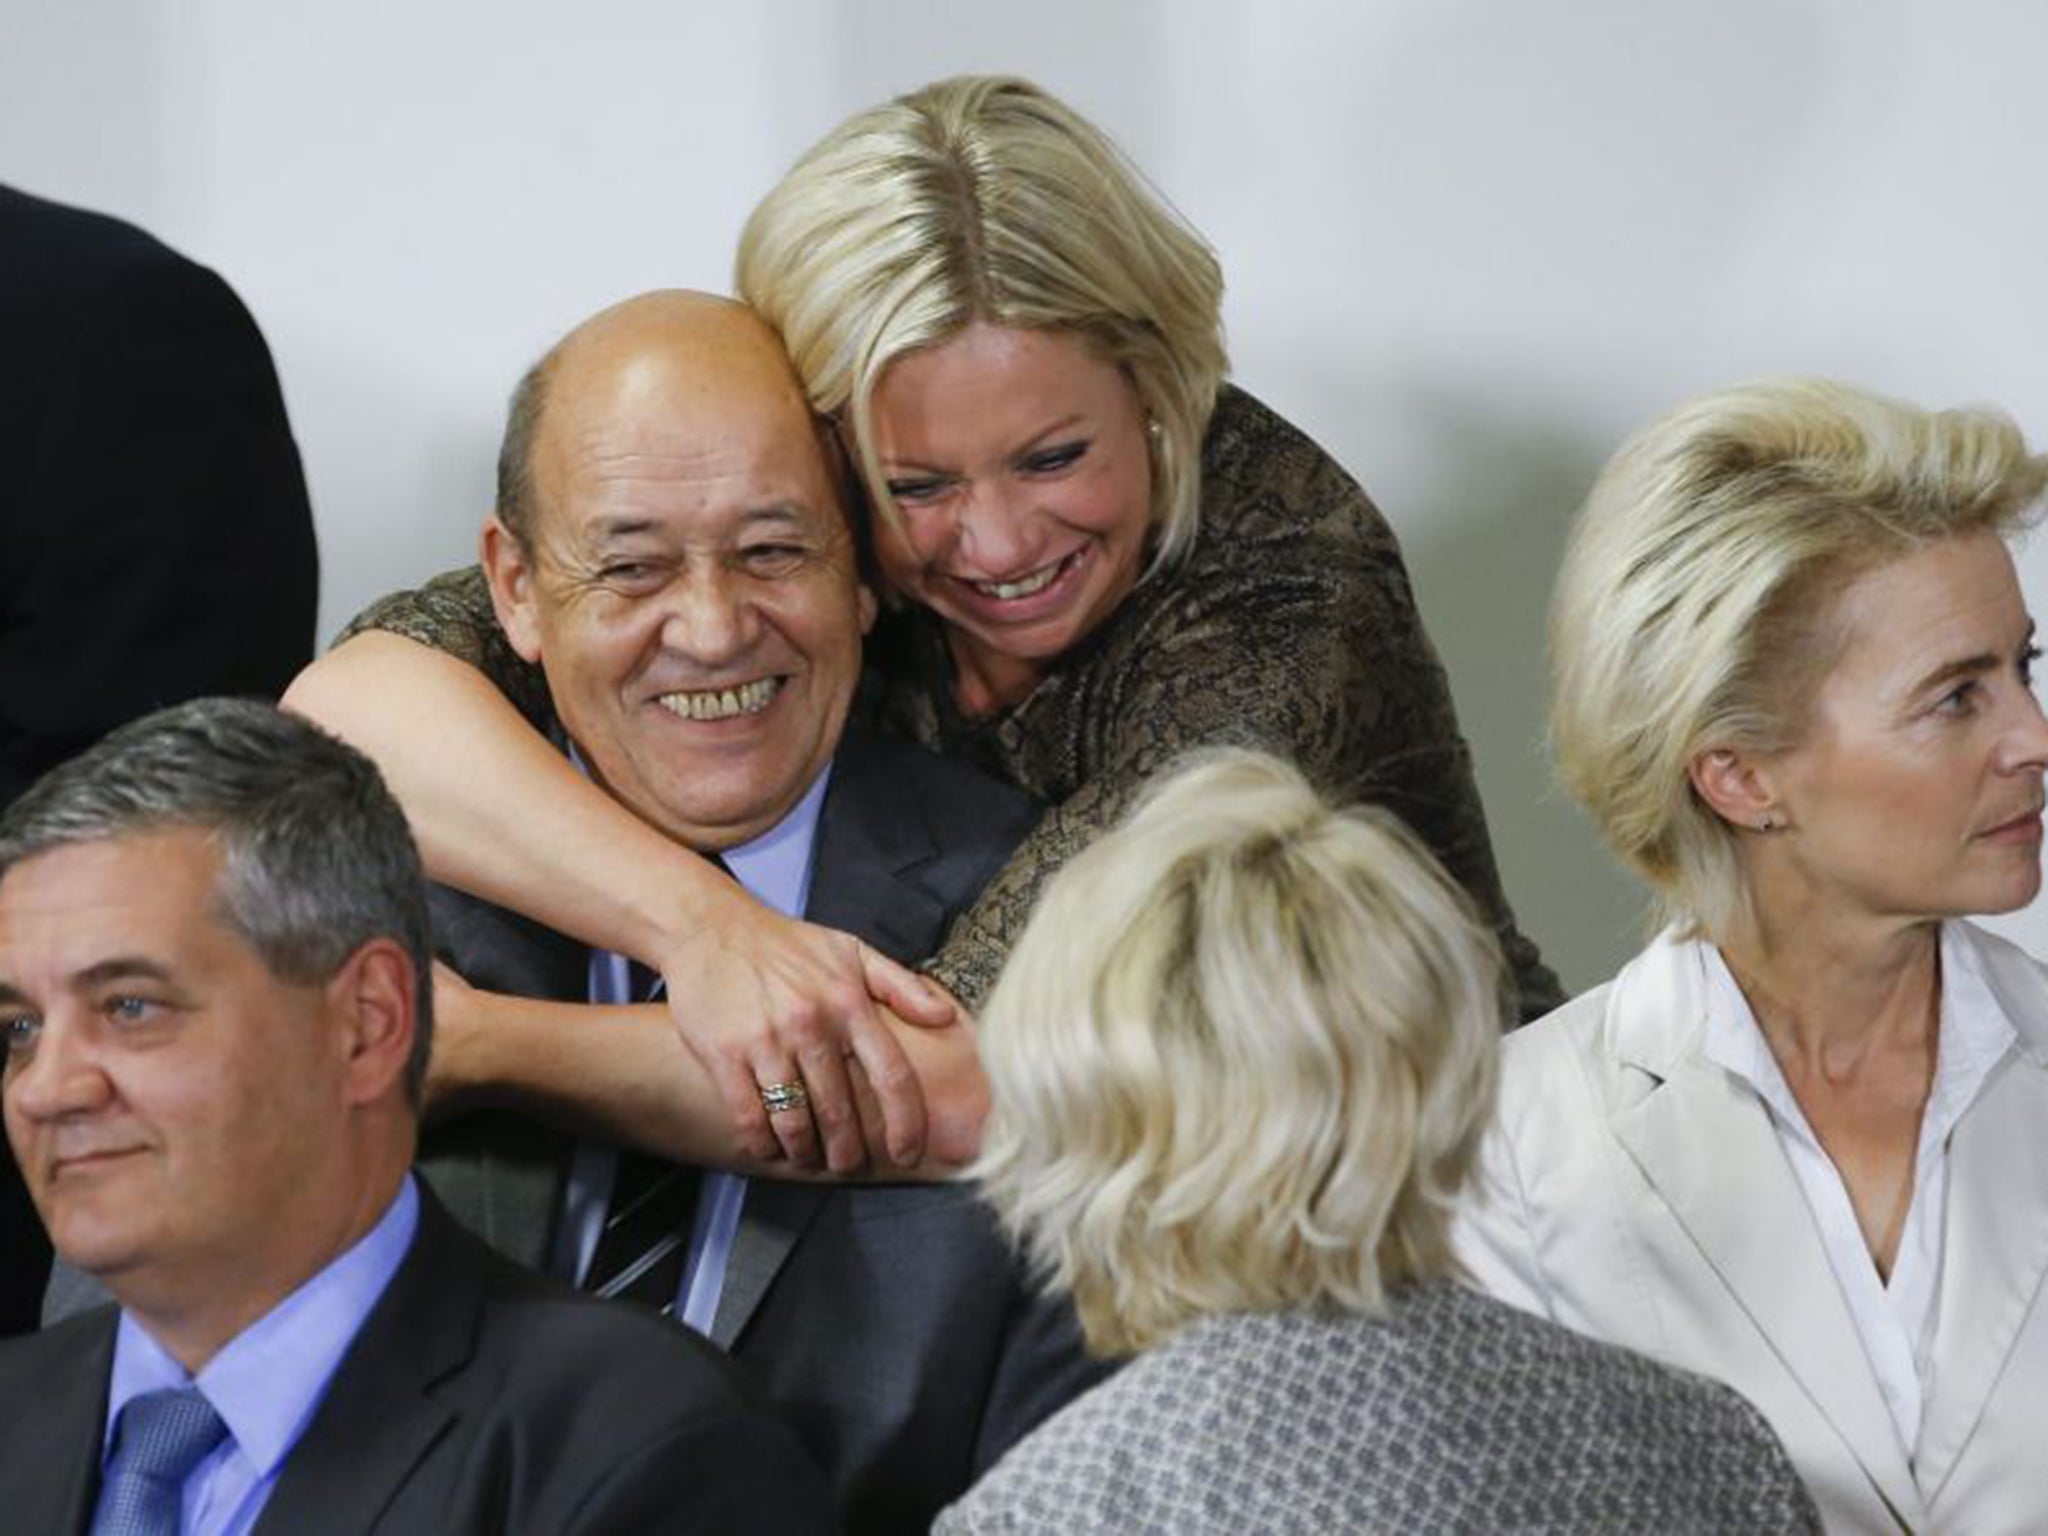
[935,1280,1819,1535]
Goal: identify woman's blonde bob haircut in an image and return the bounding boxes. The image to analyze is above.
[1553,376,2048,940]
[736,74,1228,574]
[972,749,1507,1358]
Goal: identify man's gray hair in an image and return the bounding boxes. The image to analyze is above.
[0,698,433,1101]
[494,348,556,552]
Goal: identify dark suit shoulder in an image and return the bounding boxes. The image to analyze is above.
[0,184,193,280]
[465,1230,741,1390]
[449,1229,839,1533]
[0,184,253,353]
[835,729,1039,852]
[0,1298,114,1376]
[428,879,588,1002]
[265,1195,834,1535]
[409,1189,745,1407]
[801,731,1039,974]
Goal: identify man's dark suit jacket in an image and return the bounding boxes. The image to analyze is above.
[0,1187,836,1535]
[422,731,1108,1534]
[0,184,320,1336]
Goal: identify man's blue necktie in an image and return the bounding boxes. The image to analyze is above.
[582,960,698,1316]
[94,1386,227,1536]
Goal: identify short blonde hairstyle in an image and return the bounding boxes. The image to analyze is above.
[1553,376,2048,939]
[736,74,1228,574]
[973,749,1506,1357]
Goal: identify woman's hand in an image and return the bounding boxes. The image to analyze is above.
[661,880,958,1173]
[414,974,985,1178]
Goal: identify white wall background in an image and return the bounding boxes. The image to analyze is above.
[9,0,2048,990]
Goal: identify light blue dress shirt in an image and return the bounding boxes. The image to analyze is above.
[555,765,829,1335]
[97,1174,420,1536]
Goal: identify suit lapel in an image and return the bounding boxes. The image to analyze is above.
[714,735,947,1347]
[11,1311,114,1535]
[1916,929,2048,1501]
[1606,941,1925,1526]
[254,1193,475,1535]
[801,733,951,960]
[711,1178,830,1350]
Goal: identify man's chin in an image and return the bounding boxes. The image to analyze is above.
[47,1218,152,1288]
[633,767,815,854]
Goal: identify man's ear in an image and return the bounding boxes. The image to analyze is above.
[481,514,545,664]
[327,937,418,1108]
[1688,746,1783,833]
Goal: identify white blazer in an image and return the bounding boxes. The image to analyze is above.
[1455,921,2048,1536]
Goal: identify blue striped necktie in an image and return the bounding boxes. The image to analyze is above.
[583,960,697,1315]
[584,852,734,1315]
[94,1386,227,1536]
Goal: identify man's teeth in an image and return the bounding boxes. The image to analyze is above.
[657,678,780,721]
[973,559,1066,601]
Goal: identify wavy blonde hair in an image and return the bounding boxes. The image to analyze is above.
[972,749,1506,1357]
[736,74,1227,575]
[1552,376,2048,940]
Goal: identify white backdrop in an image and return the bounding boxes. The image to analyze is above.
[9,0,2048,989]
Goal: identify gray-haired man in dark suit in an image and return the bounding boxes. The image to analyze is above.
[0,698,832,1534]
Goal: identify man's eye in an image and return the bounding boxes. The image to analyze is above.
[742,544,808,573]
[1934,682,1979,717]
[2,1015,40,1055]
[106,996,160,1024]
[2022,643,2041,689]
[597,561,659,586]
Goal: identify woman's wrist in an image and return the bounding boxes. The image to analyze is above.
[423,977,502,1117]
[632,842,756,974]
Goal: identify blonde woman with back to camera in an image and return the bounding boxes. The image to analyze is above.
[1455,378,2048,1534]
[936,749,1817,1535]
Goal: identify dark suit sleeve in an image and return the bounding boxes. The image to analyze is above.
[561,1413,839,1536]
[0,203,315,1334]
[0,245,318,808]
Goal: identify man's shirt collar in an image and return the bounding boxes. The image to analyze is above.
[103,1173,421,1479]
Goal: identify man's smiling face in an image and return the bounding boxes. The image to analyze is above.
[487,296,875,851]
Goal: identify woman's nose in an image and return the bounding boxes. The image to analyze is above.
[953,483,1040,575]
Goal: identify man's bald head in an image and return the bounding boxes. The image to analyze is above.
[495,290,841,551]
[479,288,878,851]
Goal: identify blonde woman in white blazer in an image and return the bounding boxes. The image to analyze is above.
[1456,378,2048,1536]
